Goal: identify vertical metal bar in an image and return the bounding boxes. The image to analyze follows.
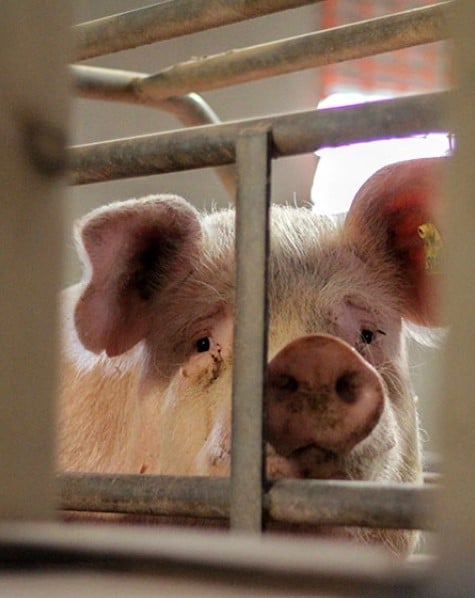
[231,125,272,532]
[431,1,475,595]
[0,1,69,520]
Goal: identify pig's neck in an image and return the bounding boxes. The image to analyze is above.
[58,354,143,472]
[58,285,146,472]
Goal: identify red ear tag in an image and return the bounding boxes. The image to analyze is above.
[417,222,442,273]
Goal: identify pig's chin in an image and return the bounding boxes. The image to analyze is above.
[266,444,350,481]
[203,432,395,481]
[265,424,398,481]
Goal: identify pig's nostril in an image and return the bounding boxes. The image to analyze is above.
[335,371,359,404]
[274,374,299,393]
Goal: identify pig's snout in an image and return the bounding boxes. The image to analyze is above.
[265,335,385,458]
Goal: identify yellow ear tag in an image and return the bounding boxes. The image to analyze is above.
[417,222,442,273]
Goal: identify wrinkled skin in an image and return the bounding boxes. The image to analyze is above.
[59,158,445,557]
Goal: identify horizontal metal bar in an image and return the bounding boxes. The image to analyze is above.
[423,472,440,485]
[69,92,449,185]
[423,450,441,473]
[73,0,320,61]
[58,474,437,531]
[123,3,450,104]
[267,480,436,530]
[71,64,236,197]
[59,474,229,519]
[0,522,421,596]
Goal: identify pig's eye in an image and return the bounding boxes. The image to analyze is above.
[360,329,375,344]
[359,328,386,345]
[195,336,211,353]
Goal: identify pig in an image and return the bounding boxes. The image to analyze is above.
[59,157,444,557]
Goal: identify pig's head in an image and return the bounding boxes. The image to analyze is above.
[70,158,444,556]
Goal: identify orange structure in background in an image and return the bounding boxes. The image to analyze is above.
[319,0,448,96]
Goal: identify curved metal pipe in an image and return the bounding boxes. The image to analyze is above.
[72,64,235,197]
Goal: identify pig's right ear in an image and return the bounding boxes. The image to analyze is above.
[344,158,445,326]
[74,195,201,357]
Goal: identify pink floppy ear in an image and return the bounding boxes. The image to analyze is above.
[344,157,446,326]
[74,194,201,357]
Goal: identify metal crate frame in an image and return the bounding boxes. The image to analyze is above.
[1,1,474,595]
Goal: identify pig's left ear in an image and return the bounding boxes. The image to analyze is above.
[344,157,446,326]
[74,195,202,357]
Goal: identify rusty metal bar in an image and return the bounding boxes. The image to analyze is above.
[0,521,420,596]
[70,92,449,185]
[73,0,320,61]
[230,126,272,532]
[120,3,450,104]
[71,64,236,197]
[58,473,437,531]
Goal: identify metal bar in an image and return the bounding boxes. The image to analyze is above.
[71,64,236,197]
[59,474,229,520]
[0,1,69,520]
[71,65,222,125]
[423,472,440,485]
[0,521,421,597]
[73,0,320,61]
[122,3,450,104]
[429,1,475,595]
[70,92,449,185]
[230,125,272,532]
[267,480,436,530]
[57,474,437,531]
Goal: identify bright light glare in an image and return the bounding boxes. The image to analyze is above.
[311,93,451,215]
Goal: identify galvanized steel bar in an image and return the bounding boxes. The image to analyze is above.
[73,0,320,61]
[58,473,437,531]
[70,92,449,185]
[123,3,450,104]
[230,125,272,532]
[71,64,236,197]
